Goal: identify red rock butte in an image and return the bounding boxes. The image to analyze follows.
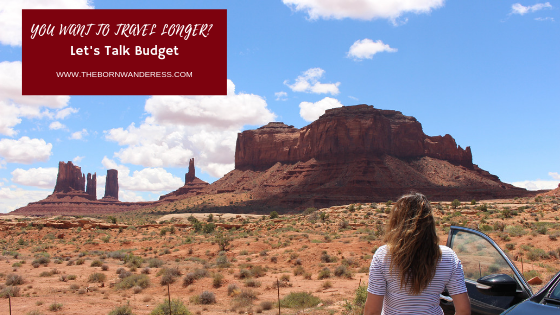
[12,161,160,215]
[12,104,538,215]
[202,105,533,207]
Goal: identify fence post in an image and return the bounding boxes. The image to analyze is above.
[277,278,281,315]
[167,284,171,315]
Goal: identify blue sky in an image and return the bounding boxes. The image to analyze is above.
[0,0,558,213]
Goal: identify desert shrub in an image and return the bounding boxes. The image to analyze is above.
[260,301,273,310]
[279,292,321,308]
[527,248,549,261]
[523,270,541,279]
[322,280,333,289]
[67,274,77,280]
[537,226,548,235]
[228,283,240,296]
[251,265,266,277]
[116,267,126,274]
[0,286,20,298]
[354,284,367,307]
[451,199,461,209]
[334,265,352,278]
[216,230,233,252]
[318,268,331,280]
[26,310,43,315]
[160,272,176,286]
[88,272,106,283]
[117,274,150,290]
[293,265,305,276]
[39,271,53,277]
[505,243,515,250]
[76,258,85,265]
[199,291,216,304]
[90,259,103,267]
[304,272,312,280]
[119,270,133,279]
[212,273,224,288]
[132,285,143,294]
[6,274,24,285]
[69,284,79,290]
[141,267,151,274]
[32,256,50,266]
[269,211,279,219]
[49,303,63,312]
[238,269,252,279]
[124,254,143,268]
[148,258,164,268]
[338,220,349,230]
[244,279,261,287]
[320,251,335,263]
[270,256,278,263]
[108,305,135,315]
[150,299,191,315]
[202,223,216,234]
[182,273,196,287]
[505,225,527,237]
[215,255,231,268]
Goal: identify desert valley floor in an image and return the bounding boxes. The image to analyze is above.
[1,195,559,314]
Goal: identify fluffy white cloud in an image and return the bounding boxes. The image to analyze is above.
[0,0,93,47]
[100,157,184,192]
[550,172,560,180]
[49,121,65,130]
[535,17,554,21]
[70,129,88,140]
[11,167,57,189]
[55,107,79,119]
[119,190,145,202]
[347,39,397,60]
[73,156,84,163]
[511,180,560,191]
[285,68,340,95]
[105,80,276,178]
[0,137,52,164]
[0,61,71,136]
[299,97,344,122]
[0,186,51,213]
[275,91,288,101]
[144,80,274,129]
[511,2,552,15]
[283,0,444,23]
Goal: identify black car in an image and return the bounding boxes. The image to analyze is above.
[440,226,560,314]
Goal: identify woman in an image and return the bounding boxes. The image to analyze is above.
[364,193,471,315]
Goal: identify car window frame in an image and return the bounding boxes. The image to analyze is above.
[447,226,533,298]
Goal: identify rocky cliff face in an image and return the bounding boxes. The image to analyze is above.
[236,105,472,171]
[86,173,96,198]
[53,161,86,193]
[103,169,119,201]
[185,158,195,184]
[209,105,530,207]
[160,158,209,201]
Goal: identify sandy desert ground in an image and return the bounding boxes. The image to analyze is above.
[1,195,559,315]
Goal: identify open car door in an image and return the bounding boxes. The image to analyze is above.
[440,226,533,315]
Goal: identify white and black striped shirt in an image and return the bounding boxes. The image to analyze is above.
[368,245,467,315]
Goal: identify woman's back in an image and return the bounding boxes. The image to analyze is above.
[368,244,466,315]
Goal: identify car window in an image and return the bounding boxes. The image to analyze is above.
[450,230,516,281]
[548,279,560,300]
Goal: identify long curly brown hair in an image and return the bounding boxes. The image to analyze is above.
[384,192,441,295]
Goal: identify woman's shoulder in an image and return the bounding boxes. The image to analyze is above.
[439,245,460,261]
[373,245,389,257]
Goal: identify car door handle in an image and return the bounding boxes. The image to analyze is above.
[440,294,453,302]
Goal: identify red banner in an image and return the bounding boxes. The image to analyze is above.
[22,9,227,95]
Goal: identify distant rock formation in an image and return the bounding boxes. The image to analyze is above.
[102,169,119,201]
[11,162,161,216]
[159,158,209,201]
[53,161,86,193]
[185,158,195,183]
[206,105,532,207]
[86,173,96,198]
[539,183,560,197]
